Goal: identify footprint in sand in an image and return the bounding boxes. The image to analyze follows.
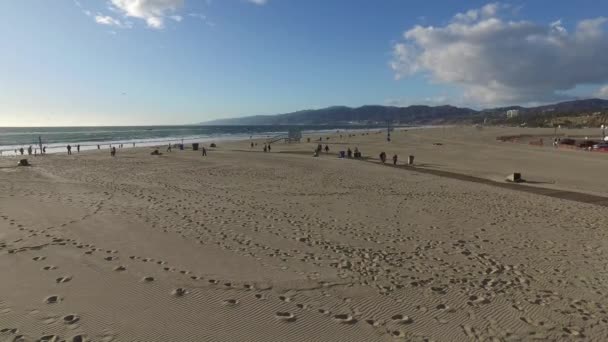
[391,314,413,324]
[333,314,357,324]
[63,314,80,325]
[104,256,117,261]
[254,294,267,300]
[33,256,46,261]
[318,309,331,316]
[0,328,18,334]
[71,335,87,342]
[42,266,57,271]
[275,312,297,322]
[45,296,62,304]
[365,319,380,327]
[113,266,127,272]
[172,288,187,297]
[56,276,72,284]
[222,299,239,306]
[142,276,155,282]
[39,335,60,342]
[278,296,291,303]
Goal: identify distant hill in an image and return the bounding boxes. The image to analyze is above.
[202,105,477,125]
[480,99,608,127]
[201,99,608,127]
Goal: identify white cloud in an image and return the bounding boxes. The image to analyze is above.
[390,3,608,106]
[170,15,183,22]
[110,0,184,29]
[247,0,268,5]
[95,15,123,27]
[596,85,608,99]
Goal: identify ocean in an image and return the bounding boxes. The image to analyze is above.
[0,125,386,156]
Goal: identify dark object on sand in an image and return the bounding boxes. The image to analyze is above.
[579,140,596,149]
[192,143,199,151]
[379,152,387,163]
[408,155,415,165]
[560,138,576,145]
[18,159,30,166]
[210,143,217,148]
[506,173,524,183]
[150,149,162,155]
[433,142,443,146]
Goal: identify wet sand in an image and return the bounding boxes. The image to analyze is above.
[1,126,608,341]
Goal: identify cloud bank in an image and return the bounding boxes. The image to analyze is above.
[596,85,608,99]
[390,3,608,105]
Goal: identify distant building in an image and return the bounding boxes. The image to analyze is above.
[506,109,520,118]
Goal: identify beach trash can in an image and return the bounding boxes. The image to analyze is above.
[192,143,199,151]
[408,155,414,165]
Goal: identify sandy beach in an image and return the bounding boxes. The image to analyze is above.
[2,126,608,341]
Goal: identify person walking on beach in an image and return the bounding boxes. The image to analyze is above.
[324,145,329,153]
[97,145,100,150]
[263,144,268,153]
[250,142,254,148]
[110,146,116,157]
[27,146,32,155]
[43,146,47,154]
[268,144,271,152]
[67,145,72,155]
[77,144,80,153]
[167,144,172,152]
[379,152,386,163]
[202,147,207,156]
[392,154,398,165]
[19,147,24,155]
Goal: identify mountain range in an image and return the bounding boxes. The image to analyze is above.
[201,99,608,126]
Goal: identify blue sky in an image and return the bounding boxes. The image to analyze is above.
[0,0,607,126]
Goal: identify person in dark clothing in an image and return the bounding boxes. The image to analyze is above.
[263,144,268,152]
[67,145,72,155]
[347,148,352,158]
[77,144,80,153]
[324,145,329,153]
[27,146,32,155]
[43,146,47,154]
[202,147,207,156]
[19,148,24,155]
[268,144,271,152]
[250,142,254,148]
[392,154,398,165]
[380,152,386,163]
[110,147,116,157]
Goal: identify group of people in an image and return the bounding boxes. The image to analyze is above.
[379,151,398,165]
[346,147,361,158]
[66,144,81,155]
[315,144,330,154]
[14,145,47,156]
[263,144,272,152]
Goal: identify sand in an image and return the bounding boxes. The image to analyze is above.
[1,126,608,341]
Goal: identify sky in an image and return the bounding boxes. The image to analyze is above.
[0,0,607,126]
